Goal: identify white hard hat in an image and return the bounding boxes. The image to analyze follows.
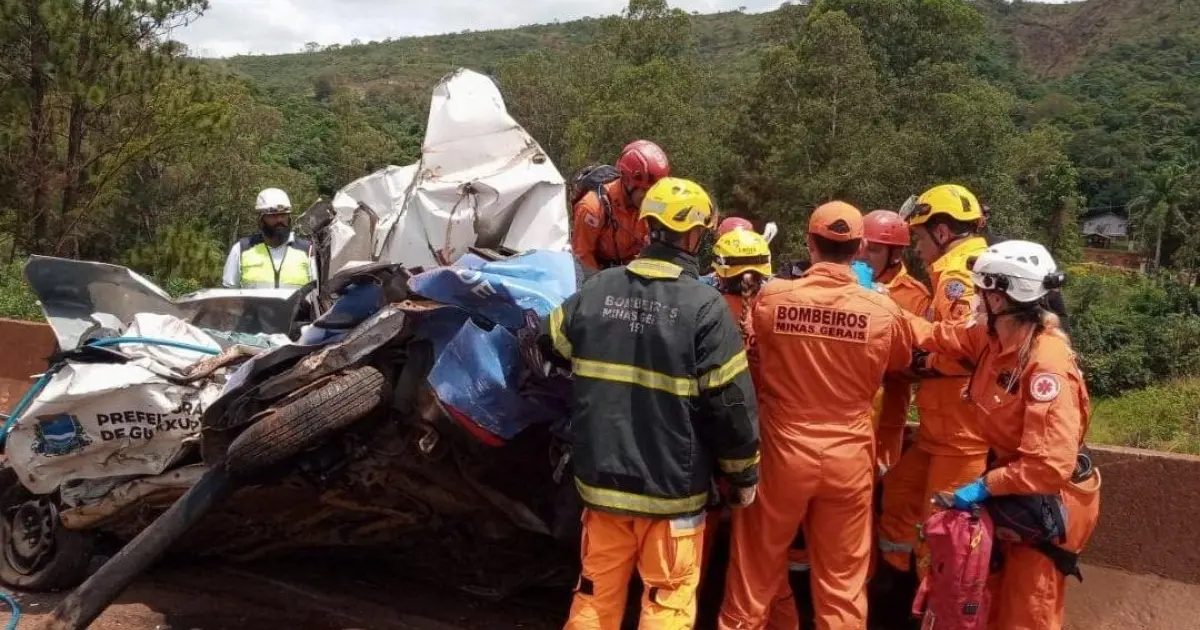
[970,240,1063,303]
[255,188,292,214]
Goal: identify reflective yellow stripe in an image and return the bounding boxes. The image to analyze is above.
[575,479,709,516]
[549,307,573,359]
[628,259,683,279]
[718,452,761,474]
[699,350,748,391]
[572,358,699,396]
[240,242,310,288]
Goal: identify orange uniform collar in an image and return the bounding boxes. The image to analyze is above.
[802,262,858,283]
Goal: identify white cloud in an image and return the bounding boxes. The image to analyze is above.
[172,0,1080,58]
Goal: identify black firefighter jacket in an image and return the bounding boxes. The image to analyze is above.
[545,243,761,519]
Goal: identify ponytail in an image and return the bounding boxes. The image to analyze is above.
[739,271,756,345]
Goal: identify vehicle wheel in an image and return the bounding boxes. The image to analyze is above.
[0,477,93,591]
[224,365,387,478]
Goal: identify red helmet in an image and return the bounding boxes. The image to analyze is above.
[718,217,754,236]
[863,210,910,247]
[616,140,670,191]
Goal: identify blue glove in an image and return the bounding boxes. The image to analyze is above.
[699,273,718,288]
[951,478,991,510]
[850,260,876,290]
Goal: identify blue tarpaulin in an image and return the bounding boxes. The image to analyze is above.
[408,250,577,443]
[407,250,577,328]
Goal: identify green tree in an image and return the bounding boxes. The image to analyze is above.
[725,9,888,255]
[1127,163,1193,271]
[0,0,213,256]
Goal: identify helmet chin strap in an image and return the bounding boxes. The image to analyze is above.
[982,291,1038,337]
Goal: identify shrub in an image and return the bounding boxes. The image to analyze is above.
[1065,265,1200,397]
[1090,378,1200,455]
[0,262,42,322]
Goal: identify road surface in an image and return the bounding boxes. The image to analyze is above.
[8,556,566,630]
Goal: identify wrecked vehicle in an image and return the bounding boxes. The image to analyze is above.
[26,68,585,629]
[0,256,303,590]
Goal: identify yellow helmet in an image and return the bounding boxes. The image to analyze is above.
[712,229,772,279]
[638,177,717,233]
[899,184,984,227]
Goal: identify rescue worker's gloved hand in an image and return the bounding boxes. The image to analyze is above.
[949,478,990,510]
[730,484,758,508]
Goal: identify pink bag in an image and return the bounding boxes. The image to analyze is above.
[912,505,994,630]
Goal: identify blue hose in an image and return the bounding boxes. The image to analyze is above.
[0,370,54,448]
[0,337,219,448]
[0,589,19,630]
[86,336,220,356]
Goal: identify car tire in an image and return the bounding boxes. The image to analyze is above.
[0,472,94,591]
[224,366,387,478]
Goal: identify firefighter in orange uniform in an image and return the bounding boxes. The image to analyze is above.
[906,240,1101,630]
[858,210,931,472]
[571,140,671,271]
[719,202,916,630]
[549,177,760,630]
[877,185,991,581]
[703,228,803,630]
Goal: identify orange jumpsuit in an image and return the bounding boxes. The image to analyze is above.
[705,289,802,630]
[879,236,990,575]
[571,180,650,270]
[908,317,1102,630]
[875,266,932,471]
[720,263,915,630]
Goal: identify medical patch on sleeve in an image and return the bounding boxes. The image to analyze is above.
[1029,373,1061,402]
[773,305,870,343]
[582,212,602,228]
[944,279,967,301]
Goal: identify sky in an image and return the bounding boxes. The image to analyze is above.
[172,0,1077,59]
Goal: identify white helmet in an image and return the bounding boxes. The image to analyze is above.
[970,240,1063,303]
[255,188,292,214]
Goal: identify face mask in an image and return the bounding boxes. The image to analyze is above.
[261,222,291,240]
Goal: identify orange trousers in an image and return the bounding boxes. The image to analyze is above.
[720,429,874,630]
[565,509,705,630]
[877,447,986,575]
[701,509,806,630]
[988,471,1101,630]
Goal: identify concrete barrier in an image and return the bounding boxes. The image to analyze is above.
[1085,446,1200,584]
[0,317,56,414]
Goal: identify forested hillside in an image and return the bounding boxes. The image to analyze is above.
[4,0,1200,450]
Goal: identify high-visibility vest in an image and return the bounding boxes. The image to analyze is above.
[238,234,311,289]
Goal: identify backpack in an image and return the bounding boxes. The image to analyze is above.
[570,164,622,206]
[569,164,627,267]
[913,506,994,630]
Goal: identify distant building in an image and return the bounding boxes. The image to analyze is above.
[1080,211,1129,249]
[1080,211,1143,271]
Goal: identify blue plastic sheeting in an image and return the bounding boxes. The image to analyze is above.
[407,250,577,329]
[409,250,577,443]
[428,320,531,442]
[299,283,385,345]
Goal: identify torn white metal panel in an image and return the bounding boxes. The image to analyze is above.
[59,464,207,530]
[326,68,570,276]
[23,255,181,351]
[7,361,219,494]
[173,287,302,338]
[121,314,222,372]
